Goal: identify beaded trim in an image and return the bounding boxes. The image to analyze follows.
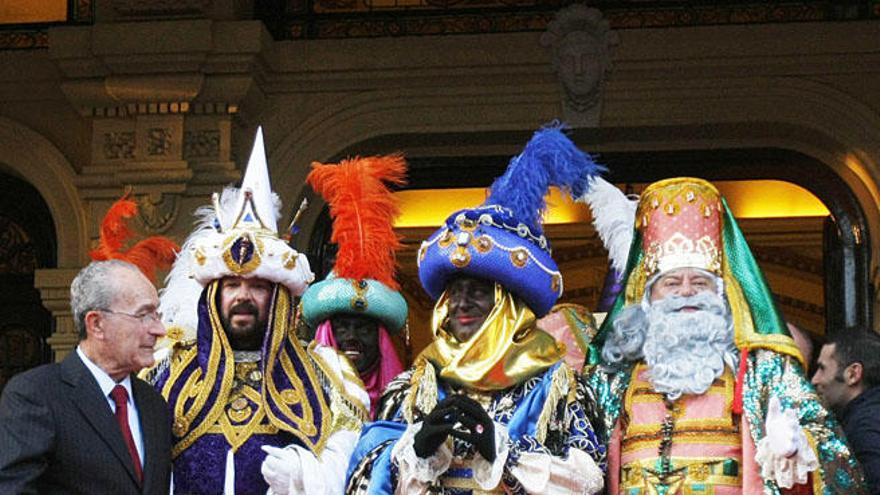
[452,205,551,253]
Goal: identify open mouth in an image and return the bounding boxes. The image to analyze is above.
[339,341,363,360]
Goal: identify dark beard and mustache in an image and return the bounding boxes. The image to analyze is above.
[221,301,268,351]
[602,291,738,400]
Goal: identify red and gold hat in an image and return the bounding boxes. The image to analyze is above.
[637,177,723,280]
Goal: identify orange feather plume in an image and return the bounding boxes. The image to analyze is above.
[89,193,180,282]
[307,154,407,289]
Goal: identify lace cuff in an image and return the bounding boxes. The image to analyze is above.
[509,447,604,494]
[391,422,453,484]
[755,434,819,489]
[471,423,510,490]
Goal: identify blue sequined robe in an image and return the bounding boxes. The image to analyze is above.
[346,360,606,494]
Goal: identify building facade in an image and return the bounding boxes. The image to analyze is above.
[0,0,878,383]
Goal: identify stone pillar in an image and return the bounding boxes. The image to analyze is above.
[34,269,79,362]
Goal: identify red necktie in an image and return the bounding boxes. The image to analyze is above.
[110,385,144,483]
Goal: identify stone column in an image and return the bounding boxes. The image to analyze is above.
[34,269,79,361]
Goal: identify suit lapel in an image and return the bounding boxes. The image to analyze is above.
[132,377,159,494]
[61,352,142,488]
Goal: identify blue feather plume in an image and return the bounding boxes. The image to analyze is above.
[486,124,605,235]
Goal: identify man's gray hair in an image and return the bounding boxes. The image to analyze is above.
[70,260,141,340]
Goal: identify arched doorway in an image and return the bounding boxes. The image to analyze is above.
[0,172,56,391]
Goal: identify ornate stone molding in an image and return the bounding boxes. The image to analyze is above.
[773,293,824,318]
[111,0,213,19]
[103,131,135,160]
[184,129,221,160]
[274,2,869,40]
[0,30,49,50]
[48,19,269,205]
[552,243,609,264]
[137,192,180,233]
[49,21,268,119]
[146,127,173,157]
[0,118,87,268]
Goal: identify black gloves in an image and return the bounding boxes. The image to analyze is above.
[413,396,460,458]
[412,394,496,462]
[448,395,496,462]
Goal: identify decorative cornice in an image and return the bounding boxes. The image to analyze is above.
[111,0,212,19]
[0,30,49,50]
[276,1,876,39]
[49,20,269,118]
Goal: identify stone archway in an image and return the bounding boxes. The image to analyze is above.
[0,117,86,361]
[0,117,86,267]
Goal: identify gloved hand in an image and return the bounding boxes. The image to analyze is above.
[261,445,300,495]
[413,396,461,459]
[757,396,818,488]
[447,395,496,463]
[764,396,801,457]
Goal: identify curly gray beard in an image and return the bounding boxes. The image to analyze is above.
[601,291,738,400]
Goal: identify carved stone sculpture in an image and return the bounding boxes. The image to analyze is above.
[541,5,618,127]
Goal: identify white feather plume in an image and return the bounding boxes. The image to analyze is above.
[577,177,639,274]
[157,205,217,343]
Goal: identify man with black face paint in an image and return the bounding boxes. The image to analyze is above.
[330,314,381,375]
[143,128,369,495]
[346,126,607,494]
[301,153,408,419]
[444,276,495,343]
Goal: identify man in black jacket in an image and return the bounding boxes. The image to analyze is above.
[0,260,172,494]
[813,329,880,494]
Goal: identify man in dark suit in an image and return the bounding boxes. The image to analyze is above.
[0,259,172,494]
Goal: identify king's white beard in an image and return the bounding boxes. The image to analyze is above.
[602,291,738,400]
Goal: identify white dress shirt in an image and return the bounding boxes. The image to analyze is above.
[76,346,145,466]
